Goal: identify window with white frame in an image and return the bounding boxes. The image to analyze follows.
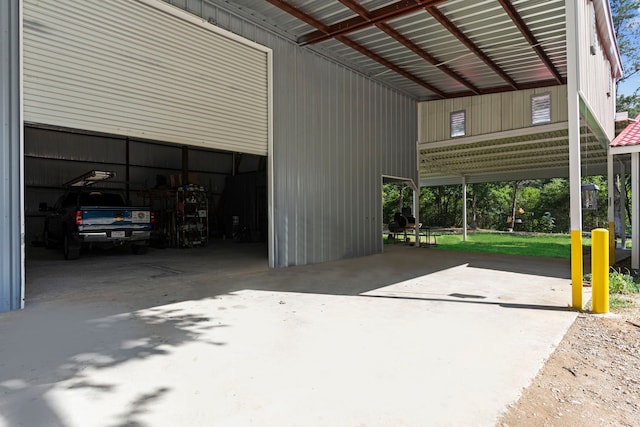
[531,93,551,125]
[450,110,466,137]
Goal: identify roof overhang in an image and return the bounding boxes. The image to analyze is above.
[200,0,623,185]
[610,114,640,155]
[218,0,577,100]
[419,121,609,187]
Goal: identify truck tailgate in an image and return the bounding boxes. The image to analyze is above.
[78,207,152,231]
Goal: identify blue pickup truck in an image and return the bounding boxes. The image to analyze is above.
[42,190,154,259]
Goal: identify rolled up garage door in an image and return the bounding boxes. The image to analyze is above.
[23,0,271,156]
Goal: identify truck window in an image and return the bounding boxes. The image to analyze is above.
[60,193,77,208]
[78,192,126,206]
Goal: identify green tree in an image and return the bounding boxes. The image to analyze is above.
[536,179,570,232]
[419,185,462,227]
[617,94,640,117]
[611,0,640,113]
[519,186,541,230]
[382,183,414,225]
[489,183,513,229]
[382,183,400,225]
[469,183,494,229]
[581,176,609,231]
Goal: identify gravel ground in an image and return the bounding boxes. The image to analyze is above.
[499,294,640,426]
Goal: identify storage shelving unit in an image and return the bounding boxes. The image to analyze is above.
[175,185,208,248]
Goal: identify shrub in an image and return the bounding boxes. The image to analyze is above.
[608,268,640,295]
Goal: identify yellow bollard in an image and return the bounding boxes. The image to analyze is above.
[591,228,609,314]
[571,230,583,310]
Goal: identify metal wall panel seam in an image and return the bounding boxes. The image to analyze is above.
[0,0,25,311]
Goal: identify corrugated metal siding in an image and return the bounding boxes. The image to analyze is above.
[165,0,417,266]
[23,0,270,155]
[577,0,616,140]
[418,86,568,143]
[0,0,23,312]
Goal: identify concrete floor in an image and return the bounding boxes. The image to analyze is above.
[1,242,586,426]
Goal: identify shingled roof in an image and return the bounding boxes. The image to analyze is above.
[611,115,640,148]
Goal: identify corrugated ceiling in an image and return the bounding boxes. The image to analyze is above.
[225,0,567,100]
[201,0,614,184]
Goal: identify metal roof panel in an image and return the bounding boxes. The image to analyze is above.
[611,116,640,148]
[218,0,583,99]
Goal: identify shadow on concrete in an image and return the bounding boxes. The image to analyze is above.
[24,240,572,309]
[0,300,228,427]
[361,294,576,312]
[7,241,575,426]
[109,386,170,427]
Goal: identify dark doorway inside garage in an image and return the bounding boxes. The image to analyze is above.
[24,124,268,299]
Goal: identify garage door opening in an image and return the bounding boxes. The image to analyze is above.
[25,124,269,248]
[21,0,273,303]
[381,175,420,250]
[24,125,269,300]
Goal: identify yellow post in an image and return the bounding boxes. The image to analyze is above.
[571,230,583,310]
[608,221,616,265]
[591,228,609,314]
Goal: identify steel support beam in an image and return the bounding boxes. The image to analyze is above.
[619,160,627,250]
[267,0,447,98]
[426,6,519,90]
[413,187,420,248]
[607,151,615,264]
[376,22,480,94]
[497,0,564,84]
[296,0,446,45]
[336,0,480,94]
[566,0,583,309]
[462,176,467,241]
[632,153,639,270]
[0,0,24,312]
[336,35,446,98]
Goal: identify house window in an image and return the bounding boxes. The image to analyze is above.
[531,93,551,125]
[451,110,466,137]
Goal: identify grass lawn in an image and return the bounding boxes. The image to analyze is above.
[386,232,592,259]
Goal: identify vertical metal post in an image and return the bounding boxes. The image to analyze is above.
[125,137,131,202]
[413,186,420,247]
[266,49,274,268]
[632,153,639,270]
[566,0,583,309]
[608,151,615,264]
[591,228,609,314]
[462,176,467,241]
[0,0,24,312]
[232,152,237,177]
[181,145,189,186]
[619,161,627,250]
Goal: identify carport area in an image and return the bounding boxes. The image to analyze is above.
[2,246,581,426]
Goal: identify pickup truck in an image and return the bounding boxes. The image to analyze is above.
[41,190,154,259]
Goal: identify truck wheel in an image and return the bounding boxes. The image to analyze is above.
[63,234,81,260]
[132,244,149,255]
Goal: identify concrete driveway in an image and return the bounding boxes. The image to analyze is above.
[1,244,584,426]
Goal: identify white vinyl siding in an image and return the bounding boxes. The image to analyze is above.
[578,0,617,139]
[23,0,270,155]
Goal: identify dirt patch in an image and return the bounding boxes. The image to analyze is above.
[499,295,640,426]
